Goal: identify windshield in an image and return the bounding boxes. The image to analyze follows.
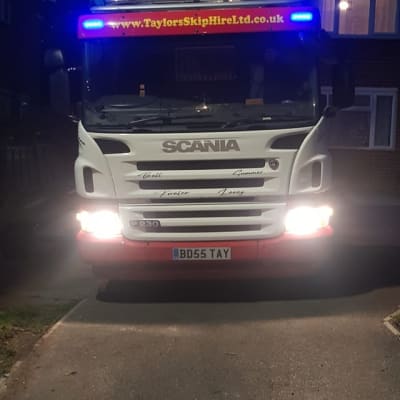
[82,32,319,133]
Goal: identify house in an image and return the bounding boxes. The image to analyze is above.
[319,0,400,195]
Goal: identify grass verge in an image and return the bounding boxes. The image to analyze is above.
[0,302,76,377]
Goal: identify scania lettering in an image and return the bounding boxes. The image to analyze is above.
[72,0,353,282]
[162,139,241,153]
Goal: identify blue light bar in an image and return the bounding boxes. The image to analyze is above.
[82,19,105,30]
[290,12,314,22]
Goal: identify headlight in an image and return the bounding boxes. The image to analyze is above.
[284,206,333,236]
[77,210,122,238]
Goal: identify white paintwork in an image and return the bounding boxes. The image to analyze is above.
[76,120,331,241]
[75,128,116,198]
[289,116,332,194]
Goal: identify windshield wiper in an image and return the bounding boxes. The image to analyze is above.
[94,97,200,113]
[128,112,213,126]
[85,113,215,132]
[222,115,314,129]
[86,123,158,133]
[96,101,159,112]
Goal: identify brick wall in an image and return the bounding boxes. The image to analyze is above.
[329,39,400,195]
[331,150,400,195]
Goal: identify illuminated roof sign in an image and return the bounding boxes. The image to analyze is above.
[78,7,320,39]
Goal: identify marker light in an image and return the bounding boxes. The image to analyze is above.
[290,12,314,22]
[77,210,122,238]
[284,206,333,236]
[82,19,105,30]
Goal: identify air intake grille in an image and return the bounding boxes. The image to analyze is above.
[149,197,256,204]
[139,179,264,190]
[143,209,262,219]
[271,133,307,150]
[139,225,262,233]
[137,159,265,171]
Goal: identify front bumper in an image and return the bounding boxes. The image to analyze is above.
[78,227,333,280]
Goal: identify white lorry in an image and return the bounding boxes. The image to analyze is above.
[71,0,353,280]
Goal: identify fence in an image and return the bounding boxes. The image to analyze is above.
[0,142,72,202]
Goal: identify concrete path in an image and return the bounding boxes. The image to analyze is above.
[2,265,400,400]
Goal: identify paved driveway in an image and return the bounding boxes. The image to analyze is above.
[2,252,400,400]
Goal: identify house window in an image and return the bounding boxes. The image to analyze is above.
[339,0,370,35]
[319,0,399,36]
[321,87,398,149]
[320,0,336,32]
[375,0,398,33]
[0,0,11,24]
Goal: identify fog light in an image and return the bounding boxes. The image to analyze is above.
[77,210,122,238]
[284,206,333,236]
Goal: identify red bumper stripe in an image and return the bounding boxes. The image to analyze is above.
[78,227,333,273]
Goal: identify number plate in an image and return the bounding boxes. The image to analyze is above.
[173,247,231,261]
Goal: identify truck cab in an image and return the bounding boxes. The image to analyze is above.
[75,0,350,280]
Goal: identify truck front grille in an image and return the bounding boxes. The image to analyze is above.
[119,155,287,241]
[120,202,286,241]
[139,178,264,190]
[149,197,256,203]
[143,209,262,219]
[137,159,265,171]
[139,225,262,233]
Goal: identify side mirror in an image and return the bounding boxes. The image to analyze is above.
[44,49,73,116]
[68,101,83,124]
[49,69,71,116]
[44,49,65,69]
[332,63,355,109]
